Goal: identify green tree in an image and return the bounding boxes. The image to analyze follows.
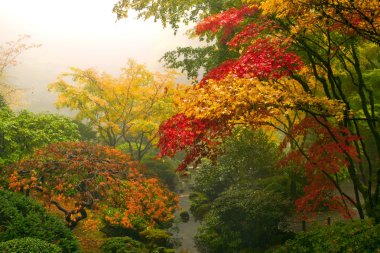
[113,0,239,31]
[72,119,97,141]
[0,109,80,165]
[113,0,243,80]
[190,129,293,252]
[195,188,292,253]
[192,129,288,201]
[139,157,178,191]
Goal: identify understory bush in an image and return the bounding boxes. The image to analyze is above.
[101,228,176,253]
[272,220,380,253]
[101,237,145,253]
[0,237,62,253]
[0,190,79,252]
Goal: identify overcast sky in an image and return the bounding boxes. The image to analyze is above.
[0,0,198,112]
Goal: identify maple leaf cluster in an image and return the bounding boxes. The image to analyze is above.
[195,6,258,41]
[158,113,229,171]
[256,0,380,44]
[196,6,303,85]
[103,168,178,229]
[226,20,276,47]
[200,38,303,85]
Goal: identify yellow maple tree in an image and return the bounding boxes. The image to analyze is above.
[49,59,184,160]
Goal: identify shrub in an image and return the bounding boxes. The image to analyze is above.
[140,228,173,249]
[179,211,190,223]
[0,190,79,253]
[101,237,146,253]
[150,247,175,253]
[0,237,62,253]
[273,220,380,253]
[100,229,175,253]
[189,192,211,221]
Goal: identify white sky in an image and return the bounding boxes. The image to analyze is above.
[0,0,198,112]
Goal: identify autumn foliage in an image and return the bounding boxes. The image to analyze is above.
[195,6,258,41]
[49,59,183,161]
[102,168,178,230]
[279,117,361,217]
[157,0,380,220]
[4,142,177,230]
[159,5,310,169]
[256,0,380,44]
[196,9,304,85]
[158,113,230,170]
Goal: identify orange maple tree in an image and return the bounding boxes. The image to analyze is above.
[5,142,177,230]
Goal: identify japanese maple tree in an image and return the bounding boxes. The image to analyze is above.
[279,117,361,218]
[116,0,380,220]
[4,142,177,229]
[157,1,380,220]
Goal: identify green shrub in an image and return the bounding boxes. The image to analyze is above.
[0,237,62,253]
[0,190,79,253]
[189,192,211,221]
[101,229,175,253]
[150,247,175,253]
[179,211,190,223]
[140,228,173,248]
[101,237,146,253]
[273,220,380,253]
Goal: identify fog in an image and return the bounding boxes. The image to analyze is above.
[0,0,198,112]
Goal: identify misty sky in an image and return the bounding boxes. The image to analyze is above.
[0,0,198,112]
